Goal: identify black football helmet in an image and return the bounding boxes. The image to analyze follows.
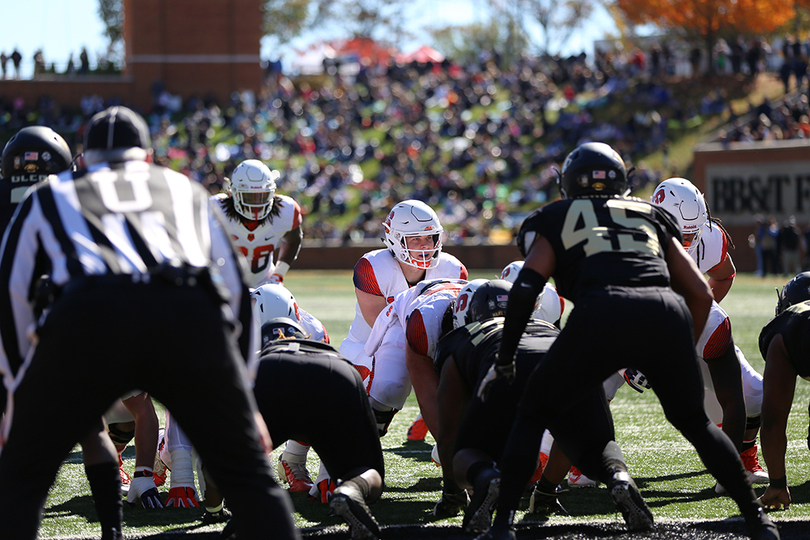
[776,272,810,316]
[260,316,306,347]
[468,279,512,324]
[2,126,72,180]
[558,142,627,199]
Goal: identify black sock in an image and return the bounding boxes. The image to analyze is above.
[84,462,123,539]
[345,475,371,500]
[466,461,495,487]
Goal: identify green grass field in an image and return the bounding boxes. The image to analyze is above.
[39,271,810,538]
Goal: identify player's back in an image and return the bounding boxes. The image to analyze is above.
[518,196,676,302]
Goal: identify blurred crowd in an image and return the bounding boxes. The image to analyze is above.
[1,34,808,244]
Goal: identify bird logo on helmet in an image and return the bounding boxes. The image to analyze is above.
[382,200,444,269]
[558,142,627,199]
[775,271,810,316]
[650,178,707,255]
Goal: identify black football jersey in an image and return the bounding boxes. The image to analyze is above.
[434,318,559,387]
[759,301,810,377]
[516,196,682,302]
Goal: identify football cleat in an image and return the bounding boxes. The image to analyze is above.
[528,485,568,516]
[741,445,769,484]
[432,490,469,518]
[463,467,500,534]
[329,482,381,540]
[201,507,233,525]
[608,470,654,532]
[118,454,131,495]
[407,415,429,441]
[277,452,314,493]
[567,466,598,488]
[716,445,769,494]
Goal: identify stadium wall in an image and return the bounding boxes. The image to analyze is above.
[294,243,522,271]
[693,139,810,273]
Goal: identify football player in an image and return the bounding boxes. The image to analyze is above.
[157,283,330,515]
[214,159,302,288]
[476,142,777,540]
[282,200,465,502]
[758,272,810,511]
[218,308,385,540]
[649,177,767,491]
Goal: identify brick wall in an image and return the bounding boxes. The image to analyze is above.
[1,0,264,112]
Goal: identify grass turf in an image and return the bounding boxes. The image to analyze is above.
[36,271,810,538]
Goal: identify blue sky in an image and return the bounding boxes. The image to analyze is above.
[1,0,620,78]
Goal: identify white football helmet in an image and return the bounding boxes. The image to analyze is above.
[228,159,280,221]
[251,284,300,327]
[500,261,563,324]
[382,200,444,269]
[651,178,707,255]
[452,279,488,329]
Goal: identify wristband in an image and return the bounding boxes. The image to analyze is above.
[273,261,290,278]
[770,475,787,489]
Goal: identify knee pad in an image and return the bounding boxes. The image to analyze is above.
[107,422,136,446]
[746,415,761,431]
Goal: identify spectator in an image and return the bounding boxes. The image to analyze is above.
[33,49,45,78]
[80,47,90,74]
[0,51,7,79]
[761,215,780,276]
[780,216,801,276]
[10,47,22,78]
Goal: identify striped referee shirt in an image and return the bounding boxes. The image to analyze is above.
[0,159,257,380]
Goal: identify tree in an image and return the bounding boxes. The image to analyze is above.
[524,0,595,56]
[614,0,795,75]
[428,19,521,66]
[98,0,125,68]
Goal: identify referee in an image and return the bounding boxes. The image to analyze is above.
[0,106,300,540]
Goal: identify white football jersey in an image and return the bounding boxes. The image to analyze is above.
[341,248,467,351]
[362,279,466,409]
[692,223,729,274]
[215,193,302,288]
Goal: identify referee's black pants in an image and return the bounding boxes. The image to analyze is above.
[0,280,299,540]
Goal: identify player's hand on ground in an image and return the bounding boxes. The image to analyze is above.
[166,486,200,508]
[477,361,516,401]
[126,471,165,508]
[139,487,165,509]
[623,368,651,393]
[758,486,791,510]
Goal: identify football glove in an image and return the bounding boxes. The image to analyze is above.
[166,486,200,508]
[623,368,651,393]
[268,273,284,284]
[477,361,516,402]
[308,477,338,503]
[127,471,164,508]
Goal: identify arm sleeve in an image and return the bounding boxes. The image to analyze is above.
[497,266,547,366]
